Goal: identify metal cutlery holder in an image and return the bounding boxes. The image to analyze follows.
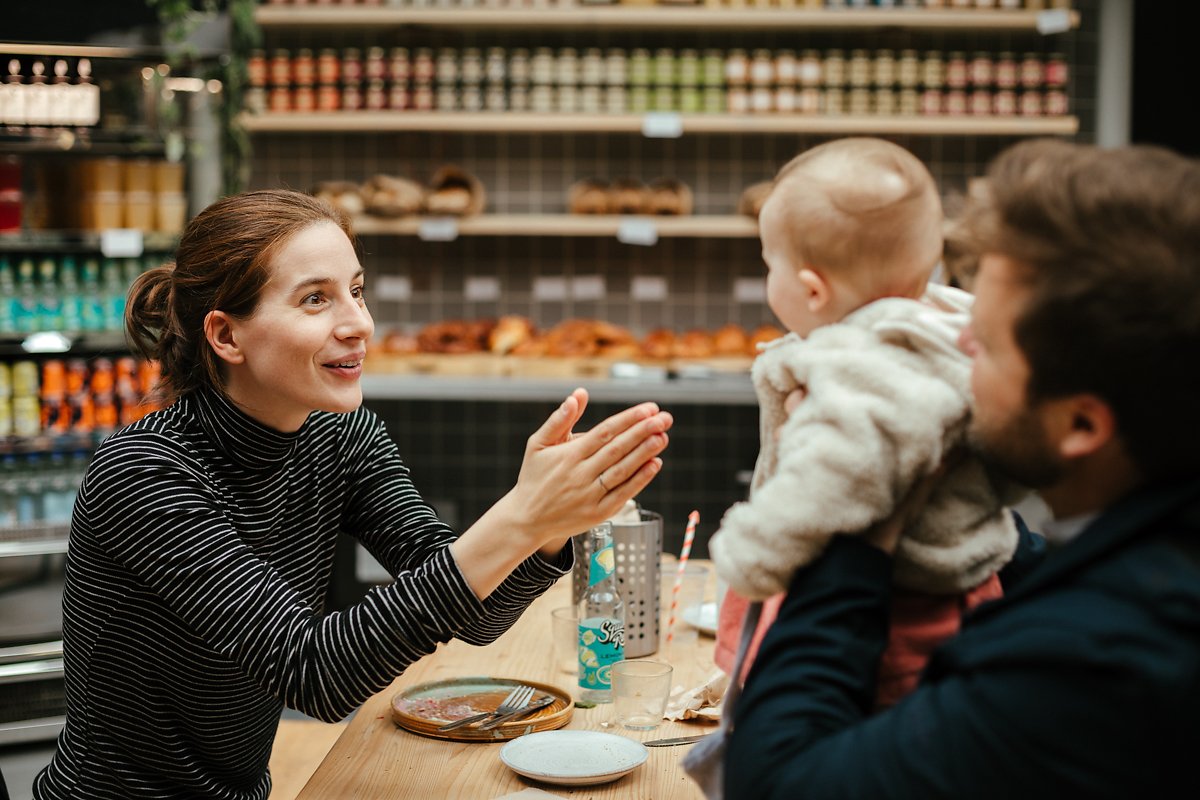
[571,510,662,658]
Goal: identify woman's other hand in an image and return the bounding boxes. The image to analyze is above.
[451,388,671,599]
[513,388,672,549]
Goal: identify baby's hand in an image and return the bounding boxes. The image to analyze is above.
[772,387,808,444]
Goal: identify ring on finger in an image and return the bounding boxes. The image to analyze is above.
[598,472,609,492]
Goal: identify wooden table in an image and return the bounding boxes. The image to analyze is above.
[297,560,719,798]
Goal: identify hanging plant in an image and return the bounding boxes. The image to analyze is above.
[147,0,260,196]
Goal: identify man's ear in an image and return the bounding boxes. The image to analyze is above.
[203,310,245,366]
[797,268,832,313]
[1056,393,1118,460]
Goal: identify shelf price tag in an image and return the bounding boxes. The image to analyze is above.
[418,217,460,242]
[465,276,501,302]
[533,276,569,302]
[375,275,412,301]
[100,229,144,258]
[571,275,606,301]
[631,276,668,302]
[641,112,683,139]
[734,277,767,303]
[1036,8,1072,35]
[617,218,659,247]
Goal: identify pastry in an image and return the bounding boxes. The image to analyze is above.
[646,177,694,216]
[608,178,650,215]
[748,323,785,353]
[311,181,365,217]
[712,323,750,356]
[418,320,491,354]
[382,330,419,354]
[737,180,774,219]
[489,315,536,354]
[424,164,486,217]
[361,174,425,218]
[567,178,611,215]
[673,329,715,359]
[640,328,676,360]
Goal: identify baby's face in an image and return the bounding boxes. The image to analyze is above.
[759,194,822,338]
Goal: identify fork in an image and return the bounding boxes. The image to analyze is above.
[437,684,534,732]
[478,693,556,730]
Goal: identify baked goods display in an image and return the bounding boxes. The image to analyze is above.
[368,318,785,378]
[737,180,773,219]
[310,166,487,219]
[567,177,693,216]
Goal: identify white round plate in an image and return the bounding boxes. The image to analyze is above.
[500,730,648,786]
[682,601,719,636]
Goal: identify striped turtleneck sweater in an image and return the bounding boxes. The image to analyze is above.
[34,388,571,799]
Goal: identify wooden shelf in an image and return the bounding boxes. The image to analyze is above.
[243,111,1079,137]
[350,213,757,239]
[361,373,756,406]
[254,7,1080,32]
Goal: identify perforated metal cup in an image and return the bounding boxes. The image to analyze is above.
[572,510,663,658]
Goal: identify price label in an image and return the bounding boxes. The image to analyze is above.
[418,217,459,242]
[1036,8,1072,35]
[375,275,412,301]
[533,276,569,301]
[617,218,659,247]
[465,276,501,301]
[734,277,767,303]
[571,275,606,301]
[641,112,684,139]
[631,275,668,302]
[100,229,144,258]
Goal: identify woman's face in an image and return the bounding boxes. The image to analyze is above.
[223,221,374,431]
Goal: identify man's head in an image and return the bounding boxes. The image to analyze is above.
[959,140,1200,507]
[759,138,943,336]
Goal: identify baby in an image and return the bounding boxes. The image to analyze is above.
[711,138,1025,708]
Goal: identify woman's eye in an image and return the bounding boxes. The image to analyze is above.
[302,293,324,306]
[352,284,366,300]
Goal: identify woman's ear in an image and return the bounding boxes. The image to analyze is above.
[798,268,832,313]
[203,310,245,365]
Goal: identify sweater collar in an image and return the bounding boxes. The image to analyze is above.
[191,386,305,471]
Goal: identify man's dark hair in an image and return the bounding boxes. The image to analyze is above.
[962,139,1200,480]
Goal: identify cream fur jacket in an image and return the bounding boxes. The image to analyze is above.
[710,284,1026,601]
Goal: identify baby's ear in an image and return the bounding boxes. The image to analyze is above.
[798,268,832,312]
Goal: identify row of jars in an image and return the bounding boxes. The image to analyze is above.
[255,81,1066,115]
[254,46,1067,90]
[259,0,1074,10]
[250,47,1067,109]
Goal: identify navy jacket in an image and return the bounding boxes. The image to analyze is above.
[726,479,1200,799]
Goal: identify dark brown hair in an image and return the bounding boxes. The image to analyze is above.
[126,189,354,404]
[961,139,1200,479]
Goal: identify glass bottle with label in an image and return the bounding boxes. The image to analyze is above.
[578,522,625,704]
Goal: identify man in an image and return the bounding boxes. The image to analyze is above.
[724,140,1200,799]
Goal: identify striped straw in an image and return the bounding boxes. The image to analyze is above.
[665,510,700,645]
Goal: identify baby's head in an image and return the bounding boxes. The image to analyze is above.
[759,138,943,337]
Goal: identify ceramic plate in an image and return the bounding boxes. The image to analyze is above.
[500,730,648,786]
[390,677,572,742]
[682,601,719,636]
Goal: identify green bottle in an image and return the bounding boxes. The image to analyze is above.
[14,257,39,334]
[37,256,64,332]
[80,257,105,332]
[0,256,17,334]
[100,257,125,332]
[59,255,83,333]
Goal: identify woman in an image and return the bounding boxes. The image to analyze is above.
[34,190,672,799]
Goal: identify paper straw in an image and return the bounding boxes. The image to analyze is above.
[665,510,700,645]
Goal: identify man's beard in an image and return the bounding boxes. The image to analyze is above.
[967,403,1066,490]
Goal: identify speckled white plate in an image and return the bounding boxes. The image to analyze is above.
[500,730,648,786]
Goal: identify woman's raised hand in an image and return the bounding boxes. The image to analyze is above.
[512,388,672,544]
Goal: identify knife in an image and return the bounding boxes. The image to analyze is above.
[643,733,710,747]
[478,695,558,730]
